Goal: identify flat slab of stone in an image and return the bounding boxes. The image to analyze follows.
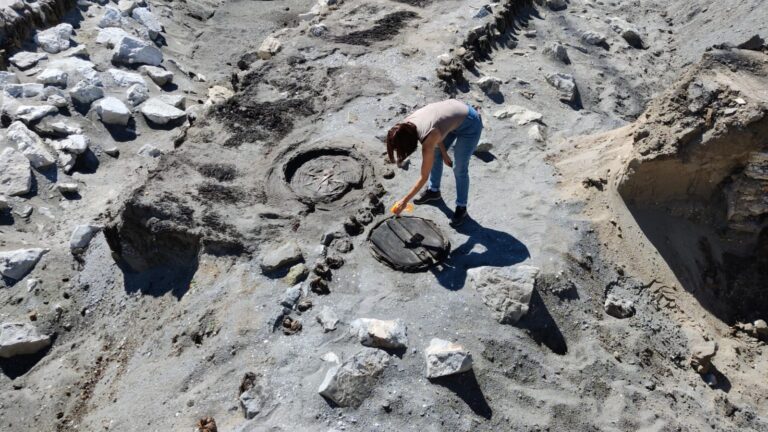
[9,51,48,70]
[318,347,390,407]
[368,216,450,272]
[139,98,187,125]
[0,248,46,280]
[94,97,132,126]
[112,36,163,66]
[0,322,51,358]
[467,265,539,324]
[0,147,32,196]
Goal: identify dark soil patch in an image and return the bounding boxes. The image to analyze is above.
[334,11,419,46]
[197,182,243,204]
[213,97,315,147]
[197,163,237,182]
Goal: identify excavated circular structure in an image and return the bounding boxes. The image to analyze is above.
[368,216,450,272]
[267,144,374,208]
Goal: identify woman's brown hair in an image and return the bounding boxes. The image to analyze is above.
[386,122,419,164]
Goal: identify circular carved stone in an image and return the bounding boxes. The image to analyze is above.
[368,216,450,272]
[289,155,363,203]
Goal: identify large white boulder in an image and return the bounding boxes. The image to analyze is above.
[34,23,74,54]
[139,98,186,125]
[70,80,104,106]
[6,121,56,169]
[318,348,390,407]
[0,148,32,196]
[0,248,46,280]
[14,105,58,124]
[0,322,51,358]
[94,97,131,126]
[425,338,473,378]
[9,51,48,70]
[132,7,163,39]
[36,68,68,87]
[467,265,539,324]
[350,318,408,349]
[112,36,163,66]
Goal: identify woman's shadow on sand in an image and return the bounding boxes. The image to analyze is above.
[428,202,530,291]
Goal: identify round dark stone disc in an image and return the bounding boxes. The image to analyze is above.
[368,216,450,272]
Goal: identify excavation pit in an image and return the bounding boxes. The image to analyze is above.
[268,144,374,209]
[284,149,364,204]
[368,216,450,272]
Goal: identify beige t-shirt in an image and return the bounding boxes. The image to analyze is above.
[404,99,469,142]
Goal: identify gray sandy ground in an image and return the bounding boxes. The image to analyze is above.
[0,0,767,431]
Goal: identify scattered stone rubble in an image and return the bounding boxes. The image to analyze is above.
[318,347,390,407]
[425,338,473,378]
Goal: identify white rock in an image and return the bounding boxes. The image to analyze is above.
[0,71,20,86]
[546,73,578,103]
[316,306,339,332]
[47,94,69,109]
[528,124,546,142]
[6,121,56,168]
[4,83,45,98]
[139,65,173,86]
[260,239,303,272]
[54,134,89,154]
[132,7,163,39]
[112,36,163,66]
[15,105,58,124]
[98,7,123,28]
[467,265,539,324]
[61,45,90,59]
[543,42,570,64]
[70,80,104,106]
[159,94,185,109]
[493,105,543,125]
[57,151,76,173]
[257,36,281,60]
[350,318,408,349]
[204,85,234,107]
[0,148,32,196]
[118,0,139,15]
[0,322,51,358]
[126,83,149,106]
[318,348,390,407]
[47,58,100,84]
[9,51,48,70]
[96,28,131,48]
[36,68,69,87]
[425,338,473,378]
[48,121,82,136]
[477,76,502,96]
[34,23,74,54]
[137,143,162,157]
[0,195,8,210]
[70,224,101,250]
[139,98,186,125]
[94,97,131,126]
[57,182,79,193]
[0,248,46,280]
[108,68,146,87]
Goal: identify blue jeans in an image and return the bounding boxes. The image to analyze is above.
[427,104,483,207]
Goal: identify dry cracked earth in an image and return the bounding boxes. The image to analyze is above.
[0,0,767,431]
